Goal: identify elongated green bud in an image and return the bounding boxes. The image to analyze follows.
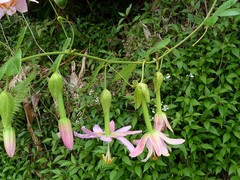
[100,89,112,136]
[153,72,164,92]
[134,83,150,109]
[0,91,14,128]
[48,72,63,99]
[100,89,112,115]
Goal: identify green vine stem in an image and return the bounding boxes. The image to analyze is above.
[141,98,153,132]
[149,0,217,64]
[141,61,146,83]
[21,0,217,66]
[104,65,107,89]
[104,106,111,136]
[156,90,162,113]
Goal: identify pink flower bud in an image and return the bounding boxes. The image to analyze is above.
[58,118,74,150]
[154,112,173,133]
[3,127,16,157]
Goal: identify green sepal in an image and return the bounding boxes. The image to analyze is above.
[134,83,150,109]
[0,91,14,128]
[134,84,143,109]
[153,72,163,92]
[100,89,112,114]
[48,72,63,99]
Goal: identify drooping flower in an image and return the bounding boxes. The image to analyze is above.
[58,118,74,150]
[3,127,16,157]
[154,112,173,133]
[130,130,185,162]
[0,0,38,19]
[74,120,142,152]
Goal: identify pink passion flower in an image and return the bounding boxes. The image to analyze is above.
[74,120,142,152]
[58,118,74,150]
[130,129,185,162]
[0,0,38,19]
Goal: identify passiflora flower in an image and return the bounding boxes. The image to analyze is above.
[0,0,38,19]
[74,120,142,152]
[130,130,184,162]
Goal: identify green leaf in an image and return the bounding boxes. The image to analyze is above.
[5,49,22,77]
[51,38,71,73]
[15,27,27,50]
[122,156,132,165]
[50,169,62,175]
[125,3,132,16]
[213,0,237,16]
[112,64,136,82]
[112,64,136,94]
[200,143,214,150]
[145,38,170,57]
[204,16,219,26]
[218,8,240,16]
[110,170,117,180]
[135,166,142,178]
[223,133,230,143]
[11,71,36,118]
[233,130,240,139]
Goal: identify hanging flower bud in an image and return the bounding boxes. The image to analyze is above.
[3,127,16,157]
[134,83,150,109]
[58,118,74,150]
[100,89,112,114]
[54,0,68,9]
[153,72,163,92]
[0,91,14,128]
[48,72,63,99]
[154,112,173,133]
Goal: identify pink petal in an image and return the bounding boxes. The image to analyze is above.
[162,113,174,133]
[158,132,185,145]
[129,134,148,157]
[116,137,135,152]
[58,118,74,150]
[74,132,95,138]
[115,126,131,133]
[142,143,153,162]
[0,10,4,19]
[159,139,170,156]
[154,113,162,131]
[149,132,162,156]
[110,120,115,132]
[100,136,112,142]
[115,130,142,137]
[15,0,28,13]
[93,124,103,134]
[133,139,140,144]
[81,126,99,136]
[0,0,10,3]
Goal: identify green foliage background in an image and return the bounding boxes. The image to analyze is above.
[0,0,240,179]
